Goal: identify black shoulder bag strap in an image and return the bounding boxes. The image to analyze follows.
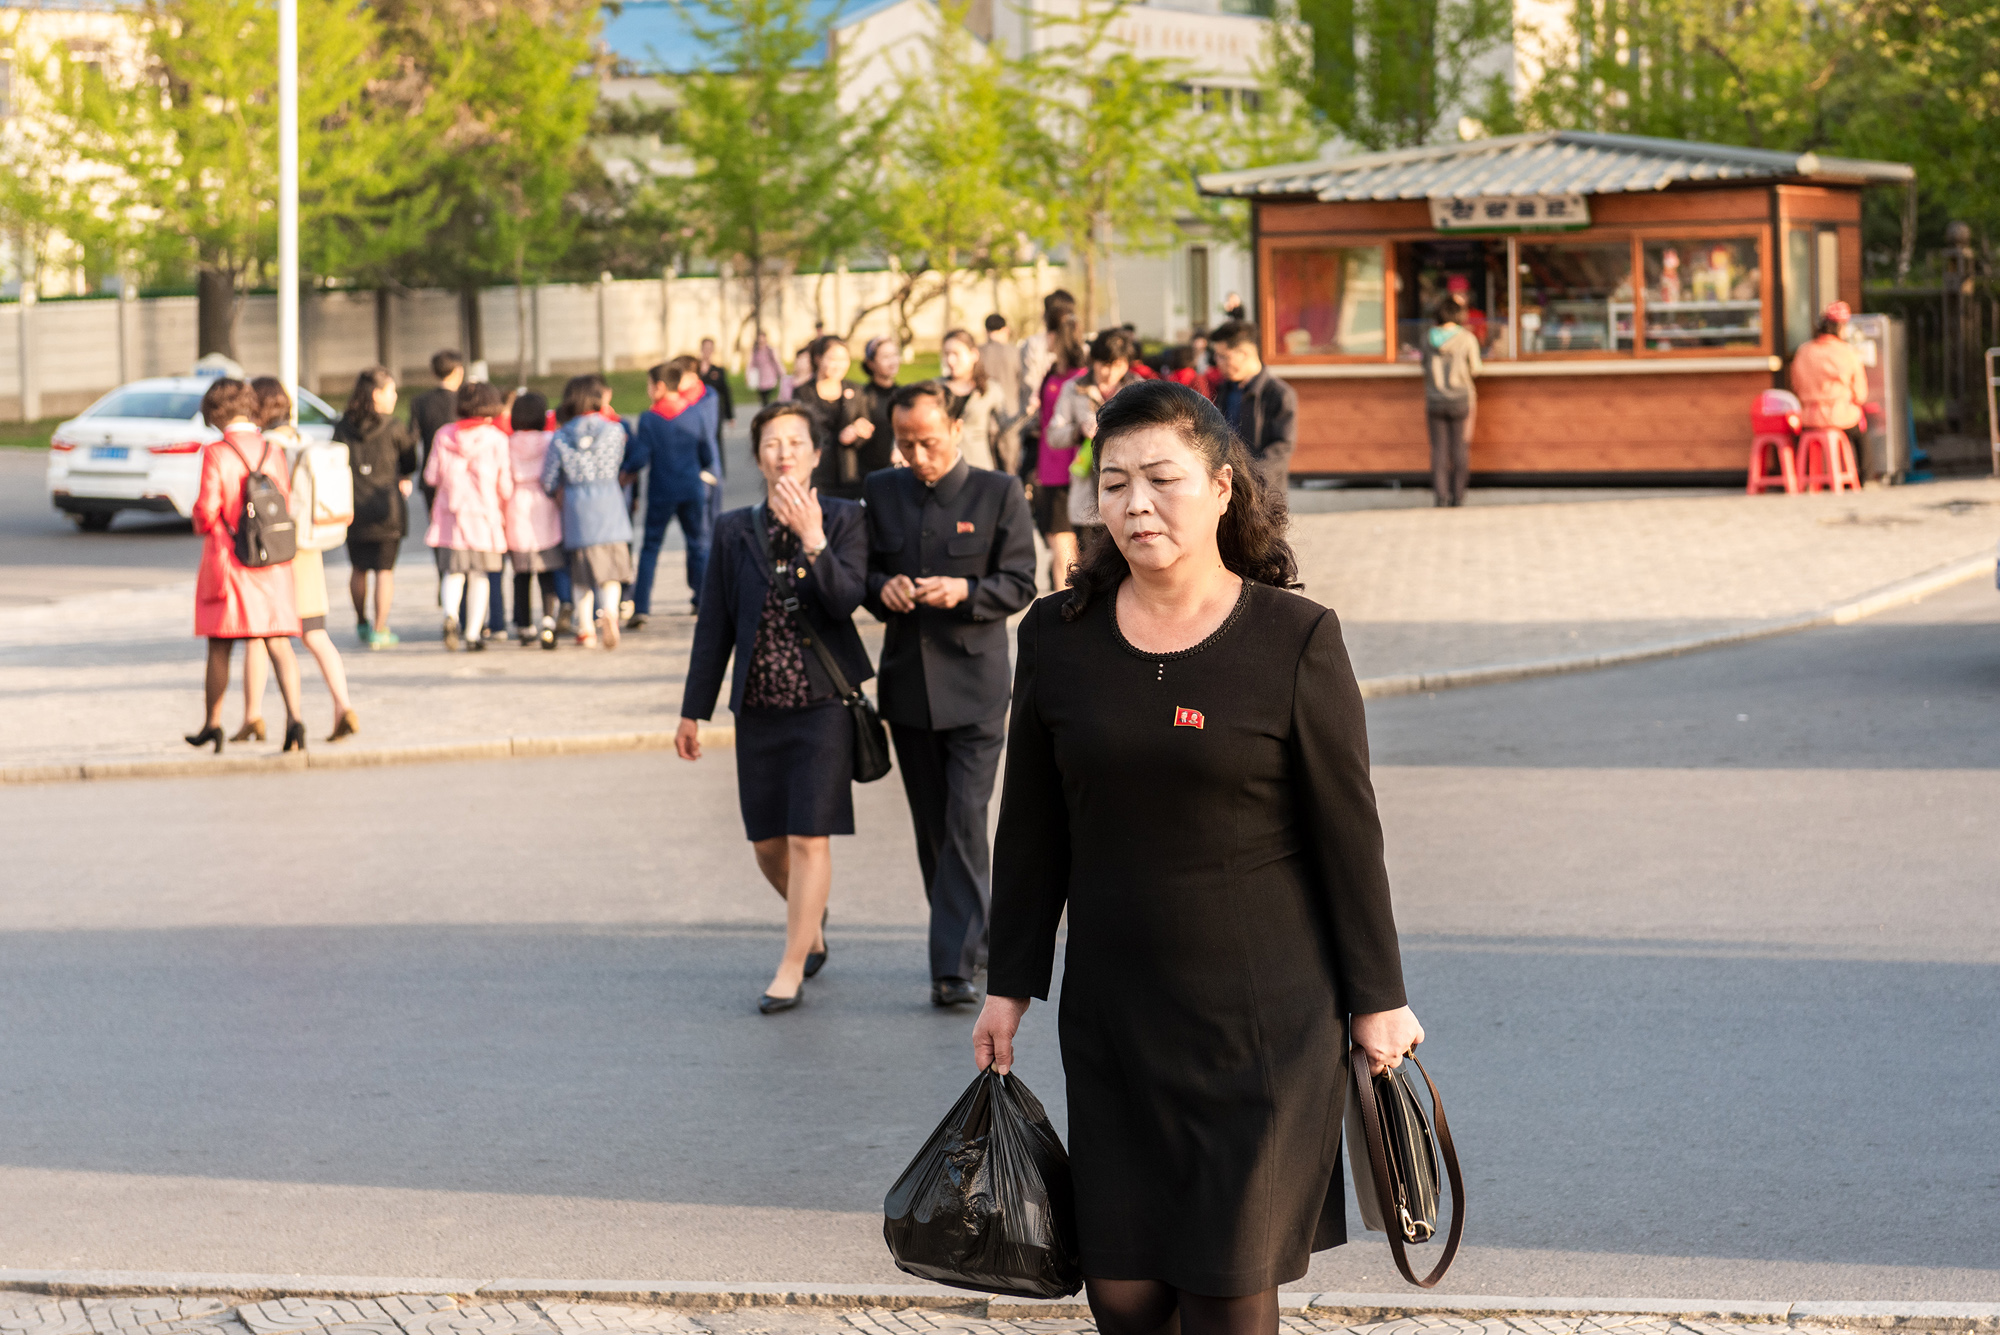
[750,504,859,702]
[1350,1048,1465,1289]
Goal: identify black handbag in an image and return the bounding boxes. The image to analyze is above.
[751,506,892,783]
[1348,1047,1465,1288]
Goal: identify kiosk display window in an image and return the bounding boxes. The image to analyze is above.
[1643,239,1762,349]
[1270,245,1387,357]
[1518,243,1635,353]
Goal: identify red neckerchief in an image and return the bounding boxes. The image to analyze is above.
[544,410,558,430]
[647,383,706,422]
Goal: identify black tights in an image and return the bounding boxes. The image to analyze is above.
[512,571,562,627]
[1085,1279,1278,1335]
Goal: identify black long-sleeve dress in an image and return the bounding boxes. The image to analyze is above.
[989,579,1409,1297]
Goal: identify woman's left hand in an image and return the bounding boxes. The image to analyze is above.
[1352,1006,1425,1077]
[769,475,826,552]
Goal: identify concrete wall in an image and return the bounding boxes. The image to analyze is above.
[0,263,1071,420]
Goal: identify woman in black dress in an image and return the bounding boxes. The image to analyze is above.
[677,402,873,1013]
[974,379,1425,1335]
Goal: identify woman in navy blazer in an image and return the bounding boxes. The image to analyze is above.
[677,401,873,1013]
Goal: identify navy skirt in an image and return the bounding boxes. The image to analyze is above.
[735,699,855,841]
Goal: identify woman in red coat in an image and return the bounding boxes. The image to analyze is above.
[185,378,307,754]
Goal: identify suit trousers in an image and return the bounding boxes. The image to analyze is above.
[1428,406,1472,507]
[891,714,1007,981]
[632,491,713,615]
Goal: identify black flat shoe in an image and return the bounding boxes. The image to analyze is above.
[803,908,830,978]
[282,720,307,753]
[184,725,224,753]
[931,977,978,1008]
[758,987,803,1015]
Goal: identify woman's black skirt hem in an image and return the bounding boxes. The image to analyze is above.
[735,699,855,841]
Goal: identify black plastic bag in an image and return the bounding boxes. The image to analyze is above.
[883,1067,1082,1298]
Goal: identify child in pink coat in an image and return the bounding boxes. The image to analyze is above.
[423,380,514,651]
[503,390,565,648]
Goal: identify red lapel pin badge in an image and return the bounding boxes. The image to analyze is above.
[1174,707,1204,729]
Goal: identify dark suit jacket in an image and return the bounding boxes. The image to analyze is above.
[862,458,1037,731]
[680,498,872,720]
[1222,368,1298,474]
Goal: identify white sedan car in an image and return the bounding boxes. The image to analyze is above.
[47,376,338,530]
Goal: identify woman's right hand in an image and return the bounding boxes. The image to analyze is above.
[973,995,1031,1073]
[674,717,702,761]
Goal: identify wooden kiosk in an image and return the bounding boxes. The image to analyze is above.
[1198,131,1913,479]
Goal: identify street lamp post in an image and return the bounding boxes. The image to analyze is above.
[278,0,299,424]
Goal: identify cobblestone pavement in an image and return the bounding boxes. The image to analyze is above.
[0,1297,1862,1335]
[1,477,1993,772]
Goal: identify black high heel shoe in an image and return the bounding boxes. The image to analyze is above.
[184,726,224,753]
[804,908,830,979]
[282,720,307,753]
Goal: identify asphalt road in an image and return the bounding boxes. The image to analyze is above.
[1,532,1995,1300]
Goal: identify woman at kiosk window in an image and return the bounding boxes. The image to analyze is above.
[675,402,873,1014]
[974,379,1423,1335]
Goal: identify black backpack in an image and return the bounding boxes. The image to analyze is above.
[226,438,297,567]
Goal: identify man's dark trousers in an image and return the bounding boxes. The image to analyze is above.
[633,488,712,615]
[892,712,1006,981]
[862,457,1038,986]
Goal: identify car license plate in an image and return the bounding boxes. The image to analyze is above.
[92,445,130,462]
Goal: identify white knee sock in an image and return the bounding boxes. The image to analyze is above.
[598,582,620,620]
[465,575,490,636]
[441,572,466,621]
[574,586,595,629]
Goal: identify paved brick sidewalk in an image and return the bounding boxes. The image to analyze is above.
[1,479,1994,775]
[0,1294,1885,1335]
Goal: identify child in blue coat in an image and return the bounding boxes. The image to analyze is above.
[541,374,634,648]
[620,356,720,629]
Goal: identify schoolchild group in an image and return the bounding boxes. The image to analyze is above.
[179,348,731,755]
[347,347,731,654]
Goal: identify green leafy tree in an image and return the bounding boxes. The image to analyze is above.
[365,0,603,361]
[1510,0,1836,148]
[664,0,888,356]
[67,0,397,356]
[879,0,1035,337]
[1828,0,2000,257]
[1281,0,1512,149]
[1014,0,1201,327]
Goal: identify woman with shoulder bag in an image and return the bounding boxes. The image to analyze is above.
[975,379,1424,1335]
[184,379,308,754]
[338,366,418,648]
[675,402,873,1015]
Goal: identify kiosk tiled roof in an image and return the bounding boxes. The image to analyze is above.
[1196,131,1914,200]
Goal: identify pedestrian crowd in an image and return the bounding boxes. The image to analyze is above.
[175,295,1432,1335]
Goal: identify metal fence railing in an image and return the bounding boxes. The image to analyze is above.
[1865,284,2000,442]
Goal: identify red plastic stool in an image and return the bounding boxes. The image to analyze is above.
[1797,428,1860,493]
[1747,433,1799,494]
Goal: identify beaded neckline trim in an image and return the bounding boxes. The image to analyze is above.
[1109,579,1253,663]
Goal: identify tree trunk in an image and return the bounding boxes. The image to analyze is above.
[197,266,237,360]
[460,285,485,365]
[374,287,397,376]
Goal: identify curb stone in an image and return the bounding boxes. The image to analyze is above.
[2,549,1989,788]
[1355,550,1992,700]
[0,1277,1993,1329]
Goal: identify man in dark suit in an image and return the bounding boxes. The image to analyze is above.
[864,382,1037,1007]
[408,348,464,509]
[1211,318,1298,495]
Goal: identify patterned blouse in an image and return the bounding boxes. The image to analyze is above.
[742,513,821,710]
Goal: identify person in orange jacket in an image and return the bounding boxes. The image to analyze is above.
[1789,301,1870,457]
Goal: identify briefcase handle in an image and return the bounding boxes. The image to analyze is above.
[1350,1046,1465,1289]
